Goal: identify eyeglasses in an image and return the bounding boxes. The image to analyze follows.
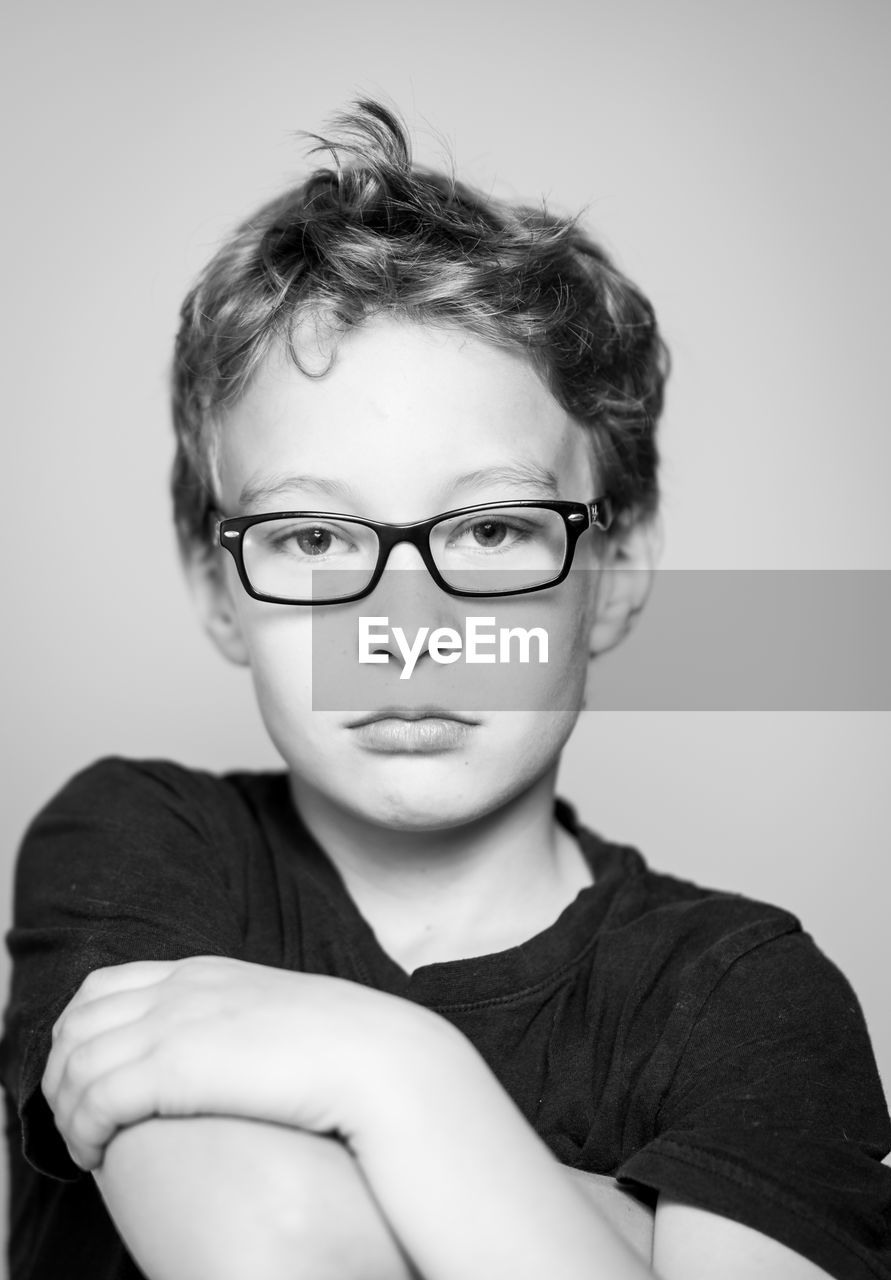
[217,498,613,605]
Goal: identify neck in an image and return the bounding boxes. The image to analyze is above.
[289,770,593,971]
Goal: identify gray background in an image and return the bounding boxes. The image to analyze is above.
[3,0,889,1240]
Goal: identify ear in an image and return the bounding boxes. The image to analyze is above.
[180,539,250,667]
[588,513,662,659]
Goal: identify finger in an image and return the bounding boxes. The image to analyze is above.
[45,1017,148,1114]
[57,1052,161,1171]
[49,961,179,1059]
[45,988,157,1099]
[60,961,179,1019]
[52,986,157,1046]
[46,1021,158,1154]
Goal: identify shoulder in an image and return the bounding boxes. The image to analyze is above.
[33,755,245,826]
[574,824,850,1080]
[578,816,803,970]
[612,858,870,1038]
[580,822,886,1109]
[633,863,802,966]
[13,756,289,933]
[22,755,279,857]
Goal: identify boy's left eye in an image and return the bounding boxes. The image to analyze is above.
[448,514,532,550]
[291,526,338,556]
[464,518,510,548]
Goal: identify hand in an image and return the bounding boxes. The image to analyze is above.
[42,956,430,1171]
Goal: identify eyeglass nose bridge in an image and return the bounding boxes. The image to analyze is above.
[364,514,455,596]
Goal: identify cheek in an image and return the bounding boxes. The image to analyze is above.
[236,606,318,748]
[524,574,597,702]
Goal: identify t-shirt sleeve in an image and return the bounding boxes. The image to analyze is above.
[617,929,891,1280]
[0,757,246,1182]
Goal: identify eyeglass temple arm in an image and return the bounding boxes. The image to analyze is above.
[589,497,614,532]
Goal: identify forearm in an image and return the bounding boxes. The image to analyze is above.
[94,1114,650,1280]
[566,1170,655,1264]
[352,1015,655,1280]
[95,1116,417,1280]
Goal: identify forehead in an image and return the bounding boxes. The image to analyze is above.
[217,316,595,517]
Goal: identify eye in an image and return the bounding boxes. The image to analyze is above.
[449,516,533,551]
[294,526,336,556]
[261,520,359,558]
[469,519,509,547]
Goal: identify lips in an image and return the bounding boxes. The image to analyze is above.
[347,709,479,753]
[346,707,480,728]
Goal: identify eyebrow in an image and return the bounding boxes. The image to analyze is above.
[237,461,561,512]
[444,463,561,500]
[238,473,359,510]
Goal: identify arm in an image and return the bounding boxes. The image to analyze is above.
[566,1170,655,1263]
[47,957,853,1280]
[96,1121,658,1280]
[555,1177,836,1277]
[653,1197,835,1280]
[94,1118,417,1280]
[90,1127,836,1280]
[45,957,654,1280]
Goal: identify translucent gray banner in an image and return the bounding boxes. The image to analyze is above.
[309,571,891,711]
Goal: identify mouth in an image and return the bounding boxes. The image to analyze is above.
[345,707,480,728]
[346,708,480,754]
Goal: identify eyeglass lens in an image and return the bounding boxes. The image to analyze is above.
[240,507,571,601]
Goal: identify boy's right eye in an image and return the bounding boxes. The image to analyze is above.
[297,527,334,556]
[264,521,358,558]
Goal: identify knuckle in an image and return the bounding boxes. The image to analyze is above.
[80,966,106,992]
[180,954,222,978]
[172,955,227,995]
[64,1040,97,1089]
[77,967,112,1000]
[56,1003,86,1044]
[52,1020,76,1058]
[80,1075,113,1130]
[40,1064,59,1111]
[65,1139,92,1172]
[68,1112,100,1163]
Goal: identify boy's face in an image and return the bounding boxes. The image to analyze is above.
[201,316,615,831]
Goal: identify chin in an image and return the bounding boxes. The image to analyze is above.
[336,764,511,833]
[357,782,488,833]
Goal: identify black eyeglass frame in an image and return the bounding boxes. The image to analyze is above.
[217,497,614,605]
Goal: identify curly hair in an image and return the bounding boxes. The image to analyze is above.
[171,100,668,548]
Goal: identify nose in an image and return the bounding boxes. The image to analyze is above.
[364,536,461,675]
[382,538,429,574]
[370,535,447,619]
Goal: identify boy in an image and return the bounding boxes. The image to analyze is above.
[2,101,890,1280]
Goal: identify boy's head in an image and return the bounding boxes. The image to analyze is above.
[172,102,669,831]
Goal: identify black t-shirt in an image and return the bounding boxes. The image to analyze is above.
[2,757,890,1280]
